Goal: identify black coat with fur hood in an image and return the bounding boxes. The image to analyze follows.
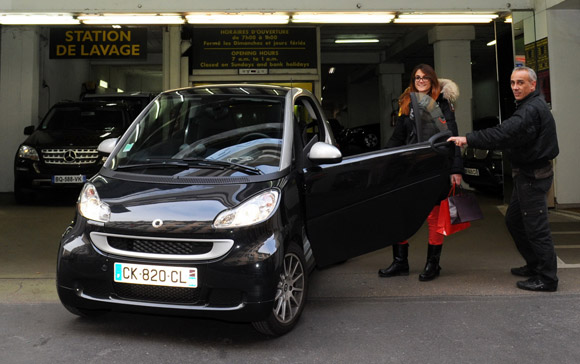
[386,78,463,175]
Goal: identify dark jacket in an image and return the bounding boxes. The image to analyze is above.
[386,81,463,175]
[466,89,558,172]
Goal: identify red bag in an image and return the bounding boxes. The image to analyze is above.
[436,187,470,236]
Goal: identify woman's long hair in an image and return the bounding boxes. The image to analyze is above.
[398,64,441,115]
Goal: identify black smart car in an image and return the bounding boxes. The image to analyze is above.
[14,101,132,202]
[57,85,452,336]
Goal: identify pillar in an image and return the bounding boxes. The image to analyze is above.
[378,63,404,148]
[163,25,182,91]
[0,26,40,192]
[428,25,475,135]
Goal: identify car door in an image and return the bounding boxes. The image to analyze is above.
[297,97,452,267]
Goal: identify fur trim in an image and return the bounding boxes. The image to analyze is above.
[439,78,459,103]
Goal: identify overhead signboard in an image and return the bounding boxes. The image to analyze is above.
[49,27,147,59]
[190,27,317,71]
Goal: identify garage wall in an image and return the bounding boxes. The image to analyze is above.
[0,26,39,192]
[0,0,526,12]
[546,8,580,207]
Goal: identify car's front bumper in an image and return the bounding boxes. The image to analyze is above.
[56,221,284,322]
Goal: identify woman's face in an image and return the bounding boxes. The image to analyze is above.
[414,69,432,93]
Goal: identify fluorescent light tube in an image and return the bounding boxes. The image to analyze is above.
[292,13,394,23]
[78,14,185,25]
[335,39,379,44]
[186,13,289,24]
[0,14,79,25]
[394,14,498,24]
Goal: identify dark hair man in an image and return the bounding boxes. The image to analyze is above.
[448,66,559,292]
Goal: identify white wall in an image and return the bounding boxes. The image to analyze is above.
[0,0,528,12]
[0,26,39,192]
[545,8,580,206]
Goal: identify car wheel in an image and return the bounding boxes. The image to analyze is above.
[252,243,308,336]
[62,304,106,318]
[363,132,379,148]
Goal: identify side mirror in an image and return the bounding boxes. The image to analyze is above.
[97,138,118,155]
[308,142,342,164]
[24,125,35,135]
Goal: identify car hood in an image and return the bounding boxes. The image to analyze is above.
[23,129,124,148]
[91,176,277,235]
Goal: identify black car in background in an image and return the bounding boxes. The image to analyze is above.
[56,85,453,336]
[328,119,380,156]
[14,101,132,202]
[462,116,504,195]
[82,92,156,120]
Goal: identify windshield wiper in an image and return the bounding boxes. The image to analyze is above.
[115,161,190,170]
[182,158,263,175]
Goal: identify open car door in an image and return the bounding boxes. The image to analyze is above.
[299,91,453,267]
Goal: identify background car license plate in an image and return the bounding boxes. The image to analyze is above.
[464,168,480,176]
[114,263,198,288]
[52,175,86,184]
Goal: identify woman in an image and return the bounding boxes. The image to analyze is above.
[378,64,463,281]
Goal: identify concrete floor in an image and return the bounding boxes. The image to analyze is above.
[1,191,580,304]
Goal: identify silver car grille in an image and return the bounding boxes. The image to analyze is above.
[90,232,234,261]
[42,148,99,165]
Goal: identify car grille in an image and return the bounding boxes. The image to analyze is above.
[90,232,234,261]
[108,237,213,255]
[42,148,99,165]
[113,283,201,304]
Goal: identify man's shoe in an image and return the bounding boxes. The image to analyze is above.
[510,265,535,277]
[516,278,557,292]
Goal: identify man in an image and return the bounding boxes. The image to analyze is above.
[448,66,559,292]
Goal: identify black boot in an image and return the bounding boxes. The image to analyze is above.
[378,244,409,277]
[419,244,442,281]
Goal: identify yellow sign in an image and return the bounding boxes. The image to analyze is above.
[49,28,147,59]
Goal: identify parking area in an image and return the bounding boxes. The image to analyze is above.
[2,191,580,303]
[2,191,580,363]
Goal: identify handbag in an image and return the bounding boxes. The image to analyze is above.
[448,185,484,224]
[437,196,470,236]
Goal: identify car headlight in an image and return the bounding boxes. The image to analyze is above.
[78,183,111,223]
[213,189,280,229]
[17,145,39,161]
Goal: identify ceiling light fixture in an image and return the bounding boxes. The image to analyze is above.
[335,39,380,44]
[487,40,497,46]
[186,13,289,24]
[78,14,185,25]
[394,13,498,24]
[292,12,394,23]
[0,13,80,25]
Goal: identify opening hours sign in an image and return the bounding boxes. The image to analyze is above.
[191,27,317,70]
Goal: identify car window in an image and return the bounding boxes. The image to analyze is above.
[294,97,323,148]
[108,91,286,176]
[40,106,126,131]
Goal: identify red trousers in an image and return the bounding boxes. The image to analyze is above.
[397,204,443,246]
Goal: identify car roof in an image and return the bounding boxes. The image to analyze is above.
[82,92,155,99]
[161,84,293,97]
[51,100,130,110]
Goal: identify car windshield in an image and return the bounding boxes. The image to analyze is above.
[40,105,126,131]
[108,88,287,177]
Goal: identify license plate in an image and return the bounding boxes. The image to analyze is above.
[464,168,480,176]
[52,175,86,184]
[114,263,198,288]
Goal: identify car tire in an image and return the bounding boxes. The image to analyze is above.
[252,243,308,336]
[14,185,33,204]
